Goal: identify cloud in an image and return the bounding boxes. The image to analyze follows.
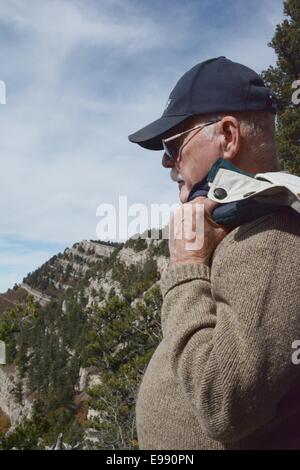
[0,0,285,291]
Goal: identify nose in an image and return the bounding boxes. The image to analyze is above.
[162,152,174,168]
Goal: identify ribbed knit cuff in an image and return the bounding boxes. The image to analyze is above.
[160,263,211,298]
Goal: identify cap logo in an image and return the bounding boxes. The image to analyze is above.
[164,98,172,111]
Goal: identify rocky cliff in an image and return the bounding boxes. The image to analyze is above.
[0,235,169,449]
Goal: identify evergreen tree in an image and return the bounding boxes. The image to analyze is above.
[262,0,300,175]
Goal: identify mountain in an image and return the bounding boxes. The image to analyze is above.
[0,235,169,449]
[0,240,119,315]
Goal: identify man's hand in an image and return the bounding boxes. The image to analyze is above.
[169,197,231,267]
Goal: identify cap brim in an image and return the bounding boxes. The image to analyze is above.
[128,115,189,150]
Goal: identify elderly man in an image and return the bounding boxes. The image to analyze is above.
[128,57,300,450]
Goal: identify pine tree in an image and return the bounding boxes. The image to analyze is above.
[262,0,300,175]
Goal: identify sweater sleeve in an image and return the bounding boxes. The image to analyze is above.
[160,212,300,443]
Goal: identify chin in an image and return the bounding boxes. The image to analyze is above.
[179,185,189,204]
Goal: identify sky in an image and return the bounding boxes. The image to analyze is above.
[0,0,286,292]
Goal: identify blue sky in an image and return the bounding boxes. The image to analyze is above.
[0,0,285,292]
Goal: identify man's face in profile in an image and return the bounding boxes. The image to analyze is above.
[161,118,222,203]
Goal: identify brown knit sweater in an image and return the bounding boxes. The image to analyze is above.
[136,211,300,449]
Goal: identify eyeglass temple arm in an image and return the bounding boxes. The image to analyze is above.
[163,120,221,143]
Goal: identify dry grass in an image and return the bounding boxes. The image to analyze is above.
[0,408,11,434]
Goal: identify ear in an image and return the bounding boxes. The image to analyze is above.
[219,116,241,160]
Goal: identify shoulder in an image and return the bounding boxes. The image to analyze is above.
[211,210,300,270]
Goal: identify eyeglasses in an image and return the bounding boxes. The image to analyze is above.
[162,119,221,162]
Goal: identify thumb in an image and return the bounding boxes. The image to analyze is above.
[203,196,221,216]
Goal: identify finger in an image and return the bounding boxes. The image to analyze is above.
[203,211,221,228]
[203,198,221,216]
[190,196,220,215]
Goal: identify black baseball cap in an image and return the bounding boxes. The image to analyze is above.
[128,56,277,151]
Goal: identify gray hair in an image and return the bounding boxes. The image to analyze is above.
[194,111,280,171]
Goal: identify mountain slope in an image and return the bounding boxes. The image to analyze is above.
[0,235,169,449]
